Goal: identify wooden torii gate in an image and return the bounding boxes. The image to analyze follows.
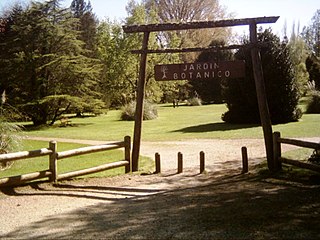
[122,16,280,172]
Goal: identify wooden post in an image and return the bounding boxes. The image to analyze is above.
[155,152,161,174]
[49,141,57,182]
[273,131,282,170]
[241,146,249,173]
[200,151,205,173]
[177,152,183,173]
[249,22,275,171]
[124,136,131,173]
[131,31,150,172]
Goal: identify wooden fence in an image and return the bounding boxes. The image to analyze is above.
[273,132,320,173]
[0,136,131,187]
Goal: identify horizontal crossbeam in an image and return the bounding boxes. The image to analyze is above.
[130,43,269,54]
[123,16,279,33]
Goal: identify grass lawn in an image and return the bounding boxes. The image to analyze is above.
[23,103,320,141]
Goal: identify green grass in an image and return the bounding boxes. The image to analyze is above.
[0,140,154,179]
[23,103,320,141]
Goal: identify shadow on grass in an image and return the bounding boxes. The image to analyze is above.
[1,170,320,239]
[23,123,93,131]
[173,122,259,133]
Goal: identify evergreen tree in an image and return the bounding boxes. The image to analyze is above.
[190,40,234,103]
[70,0,98,56]
[0,0,103,125]
[222,29,302,124]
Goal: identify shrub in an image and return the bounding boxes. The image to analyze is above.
[306,91,320,113]
[121,100,158,121]
[187,97,202,106]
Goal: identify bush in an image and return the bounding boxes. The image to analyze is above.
[121,100,158,121]
[187,97,202,106]
[222,29,302,124]
[306,91,320,113]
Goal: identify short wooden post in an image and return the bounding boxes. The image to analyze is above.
[155,152,161,174]
[241,146,248,174]
[49,141,57,182]
[177,152,183,173]
[200,151,205,173]
[273,131,282,170]
[124,136,131,173]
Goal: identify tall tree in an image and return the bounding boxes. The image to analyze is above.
[287,23,310,95]
[302,9,320,57]
[70,0,98,56]
[0,0,103,125]
[144,0,232,62]
[222,29,301,124]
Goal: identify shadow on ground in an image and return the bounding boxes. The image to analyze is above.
[173,122,259,133]
[1,169,320,239]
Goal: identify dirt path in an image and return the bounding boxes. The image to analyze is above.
[1,137,319,239]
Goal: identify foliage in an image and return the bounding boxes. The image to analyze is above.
[222,29,302,124]
[186,97,202,106]
[144,0,232,62]
[306,54,320,90]
[0,92,22,170]
[190,40,234,103]
[302,9,320,57]
[0,0,103,126]
[70,0,98,56]
[308,148,320,165]
[121,100,158,121]
[306,81,320,113]
[287,25,310,96]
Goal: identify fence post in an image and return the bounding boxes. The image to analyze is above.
[124,136,131,173]
[155,152,161,174]
[200,151,205,174]
[241,146,248,174]
[177,152,183,173]
[49,141,57,182]
[273,131,282,170]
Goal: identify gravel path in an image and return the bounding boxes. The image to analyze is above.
[1,137,319,239]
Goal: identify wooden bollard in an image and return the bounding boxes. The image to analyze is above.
[241,146,248,173]
[177,152,183,173]
[200,151,205,173]
[155,152,161,174]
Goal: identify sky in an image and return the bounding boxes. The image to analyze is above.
[0,0,319,36]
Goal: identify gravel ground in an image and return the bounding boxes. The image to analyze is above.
[0,137,319,239]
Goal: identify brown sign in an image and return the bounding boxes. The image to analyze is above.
[154,61,245,81]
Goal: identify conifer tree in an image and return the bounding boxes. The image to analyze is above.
[0,0,103,125]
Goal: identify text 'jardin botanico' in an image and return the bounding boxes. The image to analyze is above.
[154,60,245,81]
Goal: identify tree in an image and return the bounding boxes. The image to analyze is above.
[144,0,232,62]
[189,40,233,103]
[287,23,310,96]
[0,0,103,125]
[306,54,320,90]
[222,29,302,124]
[70,0,98,56]
[302,9,320,57]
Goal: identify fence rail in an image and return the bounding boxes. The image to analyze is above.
[0,136,131,187]
[273,131,320,173]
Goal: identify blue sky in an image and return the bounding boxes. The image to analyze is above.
[1,0,318,36]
